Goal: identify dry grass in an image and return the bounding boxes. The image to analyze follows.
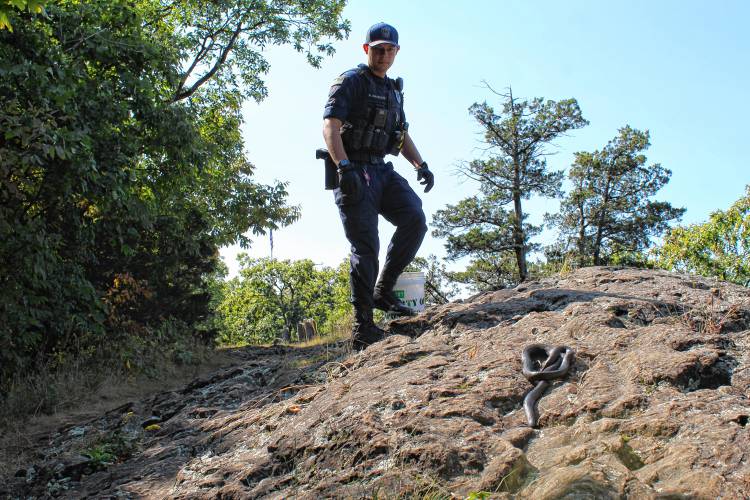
[0,315,357,484]
[291,314,353,357]
[681,290,744,334]
[0,345,240,481]
[295,329,350,349]
[0,340,222,423]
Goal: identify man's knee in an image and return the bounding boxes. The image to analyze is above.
[411,208,427,236]
[394,206,426,238]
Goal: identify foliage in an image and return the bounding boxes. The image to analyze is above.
[0,0,347,387]
[0,318,214,424]
[530,242,573,277]
[405,255,460,304]
[450,253,520,292]
[325,258,356,333]
[167,0,349,103]
[83,430,137,468]
[0,0,44,31]
[551,126,684,266]
[432,86,587,286]
[656,186,750,286]
[216,257,351,345]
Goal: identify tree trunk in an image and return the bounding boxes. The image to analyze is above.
[513,193,527,281]
[593,174,612,266]
[509,90,527,282]
[593,226,603,265]
[512,157,527,281]
[578,202,587,267]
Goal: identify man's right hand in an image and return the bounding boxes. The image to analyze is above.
[338,160,362,199]
[416,162,434,193]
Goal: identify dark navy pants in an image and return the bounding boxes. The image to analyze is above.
[334,160,427,316]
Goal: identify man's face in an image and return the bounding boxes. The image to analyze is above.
[363,43,399,75]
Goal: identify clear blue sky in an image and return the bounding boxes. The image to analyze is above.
[221,0,750,276]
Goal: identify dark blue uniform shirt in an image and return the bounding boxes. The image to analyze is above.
[323,64,406,126]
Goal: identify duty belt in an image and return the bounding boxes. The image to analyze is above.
[347,151,385,163]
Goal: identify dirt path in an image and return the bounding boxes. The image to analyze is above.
[2,341,349,498]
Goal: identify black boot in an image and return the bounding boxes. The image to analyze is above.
[373,282,416,316]
[352,309,386,351]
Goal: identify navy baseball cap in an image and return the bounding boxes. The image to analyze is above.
[366,22,399,47]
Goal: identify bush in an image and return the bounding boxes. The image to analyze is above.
[216,257,352,345]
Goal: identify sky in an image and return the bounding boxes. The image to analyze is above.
[221,0,750,277]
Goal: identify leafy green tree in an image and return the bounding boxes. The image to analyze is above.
[167,0,349,103]
[0,0,347,384]
[0,0,44,31]
[433,87,587,286]
[656,186,750,286]
[552,126,685,266]
[325,258,355,332]
[406,255,460,305]
[217,257,351,344]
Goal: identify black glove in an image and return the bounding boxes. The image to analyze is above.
[416,162,434,193]
[338,160,362,199]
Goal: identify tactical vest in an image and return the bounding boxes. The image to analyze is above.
[340,64,406,158]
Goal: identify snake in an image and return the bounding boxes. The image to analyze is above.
[521,344,576,428]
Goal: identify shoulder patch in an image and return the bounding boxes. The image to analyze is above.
[331,75,345,86]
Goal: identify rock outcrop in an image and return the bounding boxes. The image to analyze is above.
[5,267,750,498]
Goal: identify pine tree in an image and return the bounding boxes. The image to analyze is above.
[554,126,685,265]
[433,87,588,285]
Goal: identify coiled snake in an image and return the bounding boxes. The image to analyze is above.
[521,344,576,428]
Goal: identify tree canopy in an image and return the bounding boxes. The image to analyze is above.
[0,0,348,385]
[0,0,44,31]
[551,126,685,266]
[217,257,351,345]
[432,87,587,287]
[656,186,750,286]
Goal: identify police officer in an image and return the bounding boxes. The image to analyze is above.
[322,22,435,350]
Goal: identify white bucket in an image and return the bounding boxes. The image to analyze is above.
[393,272,426,312]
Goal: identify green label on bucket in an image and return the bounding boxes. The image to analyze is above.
[394,290,405,299]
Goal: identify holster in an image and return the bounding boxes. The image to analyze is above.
[315,148,338,190]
